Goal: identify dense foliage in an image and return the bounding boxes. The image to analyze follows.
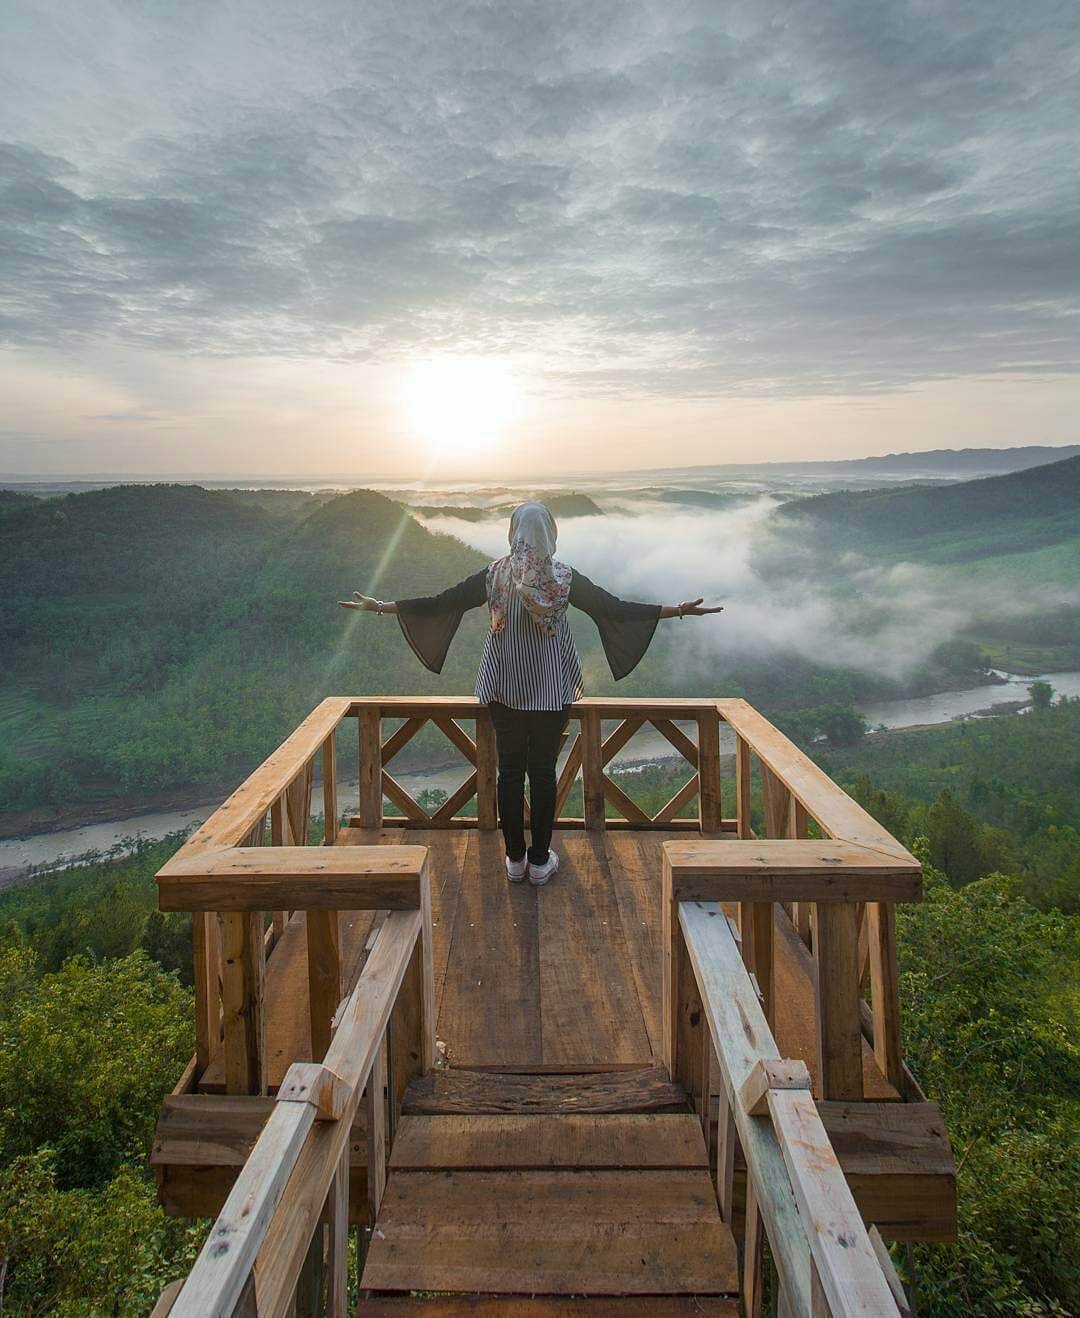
[818,697,1080,912]
[0,942,202,1314]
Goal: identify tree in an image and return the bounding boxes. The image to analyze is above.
[1029,680,1054,710]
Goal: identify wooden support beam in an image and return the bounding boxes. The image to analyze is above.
[736,734,752,839]
[357,705,382,829]
[697,707,722,832]
[743,1176,765,1318]
[220,911,266,1096]
[661,839,923,904]
[306,908,343,1061]
[431,769,479,822]
[600,715,645,764]
[381,769,429,822]
[326,1146,349,1318]
[554,731,582,817]
[653,772,700,824]
[740,901,775,1029]
[601,773,652,825]
[192,911,220,1075]
[815,901,864,1101]
[739,1058,812,1117]
[770,1087,901,1316]
[285,761,314,846]
[169,1100,315,1318]
[580,708,605,831]
[365,1040,388,1220]
[432,714,478,765]
[868,902,904,1091]
[322,732,338,846]
[475,710,498,830]
[158,844,428,912]
[716,1080,737,1227]
[649,717,698,768]
[380,716,425,764]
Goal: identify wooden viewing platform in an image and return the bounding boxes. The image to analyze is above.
[150,697,956,1317]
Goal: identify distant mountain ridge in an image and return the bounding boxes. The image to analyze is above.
[628,444,1080,484]
[776,454,1080,558]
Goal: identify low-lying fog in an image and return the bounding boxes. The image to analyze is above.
[413,496,1077,686]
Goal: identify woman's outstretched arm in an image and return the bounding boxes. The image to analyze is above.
[658,598,724,619]
[338,594,398,613]
[338,569,488,673]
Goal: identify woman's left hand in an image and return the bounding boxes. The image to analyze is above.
[678,598,723,616]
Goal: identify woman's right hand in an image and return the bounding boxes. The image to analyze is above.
[338,592,380,611]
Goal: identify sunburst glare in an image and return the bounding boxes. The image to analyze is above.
[402,355,519,455]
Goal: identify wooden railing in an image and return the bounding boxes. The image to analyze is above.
[153,694,926,1315]
[166,906,429,1316]
[669,901,909,1315]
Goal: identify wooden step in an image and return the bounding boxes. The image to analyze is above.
[361,1168,738,1296]
[402,1066,689,1116]
[361,1299,739,1315]
[390,1113,708,1171]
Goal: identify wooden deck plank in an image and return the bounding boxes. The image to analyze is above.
[402,1067,689,1116]
[537,832,651,1067]
[601,832,664,1056]
[361,1169,738,1295]
[360,1297,738,1315]
[437,830,543,1067]
[389,1114,708,1170]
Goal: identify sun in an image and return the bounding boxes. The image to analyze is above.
[403,356,519,455]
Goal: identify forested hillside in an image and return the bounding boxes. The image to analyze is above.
[0,486,489,825]
[777,453,1080,561]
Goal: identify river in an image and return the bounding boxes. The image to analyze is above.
[3,669,1077,881]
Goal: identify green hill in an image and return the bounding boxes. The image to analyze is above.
[0,486,489,826]
[777,454,1080,562]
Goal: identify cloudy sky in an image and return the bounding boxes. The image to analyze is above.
[2,0,1078,477]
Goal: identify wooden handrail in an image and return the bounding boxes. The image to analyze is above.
[675,899,901,1317]
[169,909,424,1318]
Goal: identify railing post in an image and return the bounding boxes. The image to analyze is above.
[322,731,338,845]
[192,911,220,1075]
[697,706,722,832]
[357,706,382,829]
[581,707,605,830]
[306,910,342,1062]
[735,734,752,839]
[815,901,864,1099]
[475,708,498,830]
[661,851,704,1099]
[327,1147,349,1318]
[389,853,436,1131]
[220,911,267,1095]
[366,1039,388,1221]
[868,901,903,1090]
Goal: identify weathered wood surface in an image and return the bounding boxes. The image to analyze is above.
[389,1113,709,1170]
[663,839,922,902]
[169,1100,314,1318]
[402,1067,689,1116]
[716,699,915,861]
[359,1300,739,1316]
[361,1169,738,1295]
[680,901,904,1316]
[157,844,427,911]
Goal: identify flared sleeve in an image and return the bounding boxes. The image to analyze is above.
[396,569,488,674]
[568,570,662,680]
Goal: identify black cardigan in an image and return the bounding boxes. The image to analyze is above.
[396,568,661,680]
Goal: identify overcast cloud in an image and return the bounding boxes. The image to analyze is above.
[1,0,1078,471]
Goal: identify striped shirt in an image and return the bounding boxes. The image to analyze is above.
[395,566,662,701]
[474,584,583,710]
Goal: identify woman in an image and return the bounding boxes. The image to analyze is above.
[339,502,721,886]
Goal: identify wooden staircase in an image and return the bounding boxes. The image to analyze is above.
[360,1069,739,1305]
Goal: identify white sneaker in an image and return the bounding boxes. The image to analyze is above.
[506,855,528,882]
[528,849,559,886]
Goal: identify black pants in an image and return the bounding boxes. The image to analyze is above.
[487,702,570,864]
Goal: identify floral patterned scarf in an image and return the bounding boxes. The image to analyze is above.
[487,502,572,637]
